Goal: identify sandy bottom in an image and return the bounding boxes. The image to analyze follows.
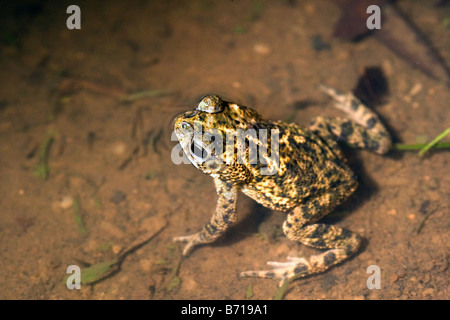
[0,0,448,299]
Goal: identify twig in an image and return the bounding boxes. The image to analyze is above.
[76,220,167,285]
[58,78,170,102]
[117,221,167,261]
[59,78,126,98]
[117,144,140,170]
[416,208,438,234]
[121,89,171,102]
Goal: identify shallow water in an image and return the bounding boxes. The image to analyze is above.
[0,0,448,300]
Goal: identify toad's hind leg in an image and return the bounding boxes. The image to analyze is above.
[240,210,361,286]
[241,187,361,286]
[310,85,391,154]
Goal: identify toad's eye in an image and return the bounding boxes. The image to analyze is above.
[181,122,193,131]
[197,95,224,113]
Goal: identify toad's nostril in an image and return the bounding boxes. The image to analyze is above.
[170,110,197,130]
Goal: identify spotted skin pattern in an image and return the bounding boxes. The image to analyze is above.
[174,178,238,254]
[173,86,391,286]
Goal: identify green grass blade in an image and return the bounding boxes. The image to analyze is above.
[273,279,291,300]
[73,195,88,235]
[245,283,253,299]
[392,142,450,151]
[418,127,450,157]
[33,133,54,180]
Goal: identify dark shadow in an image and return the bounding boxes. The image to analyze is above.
[210,200,274,249]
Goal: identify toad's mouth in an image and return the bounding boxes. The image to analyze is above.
[189,140,209,164]
[186,130,222,166]
[183,136,216,169]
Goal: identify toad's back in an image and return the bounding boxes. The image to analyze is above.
[241,120,357,212]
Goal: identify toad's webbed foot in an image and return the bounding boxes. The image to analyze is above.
[311,84,392,154]
[173,233,205,256]
[240,246,354,287]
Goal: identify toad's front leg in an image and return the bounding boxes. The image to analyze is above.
[174,178,239,256]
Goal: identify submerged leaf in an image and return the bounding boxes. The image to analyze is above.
[81,259,119,284]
